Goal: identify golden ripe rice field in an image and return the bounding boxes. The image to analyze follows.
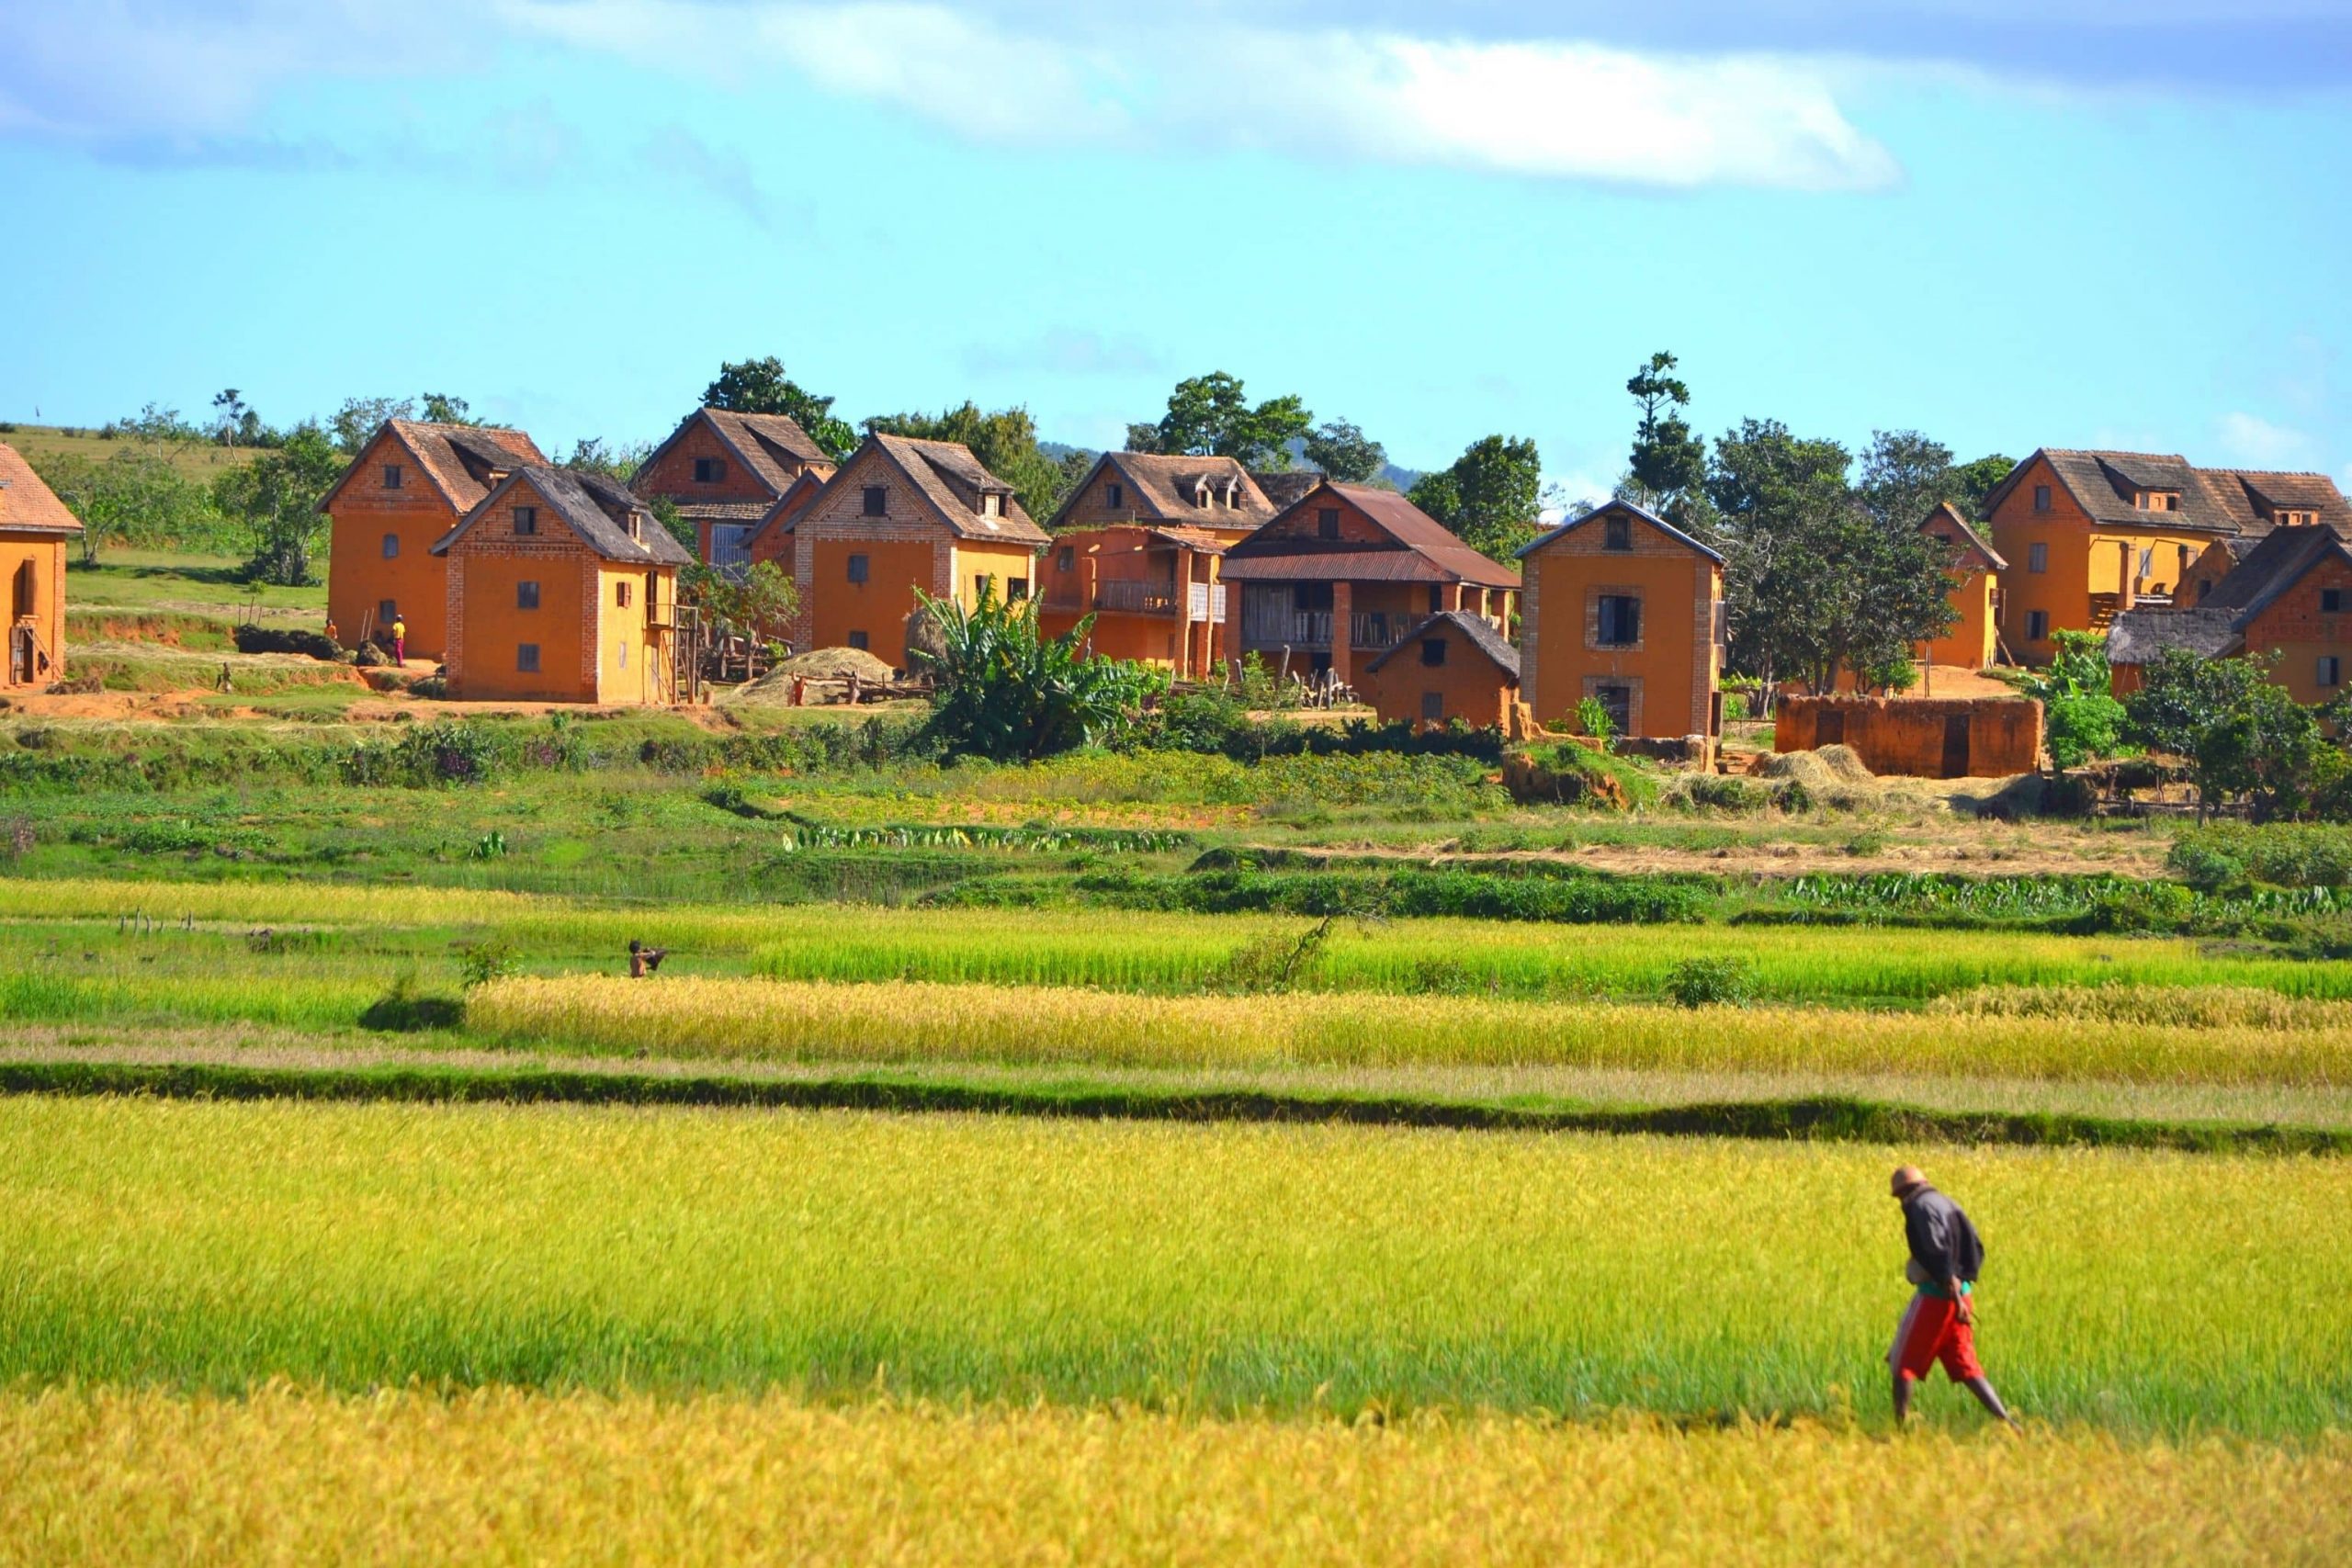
[3,1096,2344,1436]
[5,1387,2346,1568]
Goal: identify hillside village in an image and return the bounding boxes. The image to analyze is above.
[8,396,2349,789]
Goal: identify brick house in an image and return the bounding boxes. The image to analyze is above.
[631,407,839,573]
[738,469,829,573]
[1917,501,2007,670]
[322,421,548,660]
[431,466,695,704]
[788,433,1048,668]
[1983,449,2349,663]
[2108,526,2352,704]
[1515,500,1724,739]
[1355,610,1521,730]
[1217,480,1519,686]
[0,442,82,690]
[1039,454,1276,676]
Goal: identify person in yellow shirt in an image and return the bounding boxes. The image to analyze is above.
[390,614,407,668]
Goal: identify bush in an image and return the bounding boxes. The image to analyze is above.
[1665,955,1756,1009]
[1675,774,1766,813]
[231,625,341,660]
[2169,824,2352,890]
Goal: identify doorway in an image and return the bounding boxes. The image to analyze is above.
[1940,713,1971,777]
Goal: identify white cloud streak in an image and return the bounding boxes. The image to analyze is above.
[499,1,1903,190]
[2216,411,2314,468]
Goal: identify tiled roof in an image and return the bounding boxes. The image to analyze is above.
[1920,500,2007,572]
[0,443,83,533]
[867,432,1050,545]
[633,407,833,503]
[1051,452,1276,532]
[1516,497,1724,565]
[1987,448,2352,536]
[434,466,694,567]
[1227,479,1519,589]
[1250,469,1324,512]
[2109,525,2352,664]
[320,421,547,514]
[1363,610,1521,681]
[673,501,774,522]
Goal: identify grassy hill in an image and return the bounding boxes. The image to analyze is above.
[0,422,260,486]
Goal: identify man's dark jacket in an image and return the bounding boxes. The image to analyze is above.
[1902,1186,1984,1284]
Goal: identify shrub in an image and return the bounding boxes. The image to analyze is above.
[2169,824,2352,890]
[454,938,518,988]
[1573,696,1617,750]
[1675,774,1766,813]
[231,625,341,660]
[1665,955,1756,1009]
[914,589,1151,761]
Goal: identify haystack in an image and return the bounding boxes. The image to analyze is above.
[724,647,896,707]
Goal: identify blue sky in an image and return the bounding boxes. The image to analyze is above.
[4,1,2348,497]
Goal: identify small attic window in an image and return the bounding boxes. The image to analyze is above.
[1107,482,1125,509]
[513,506,538,536]
[1604,515,1632,551]
[382,464,402,490]
[1224,479,1240,507]
[628,513,643,541]
[694,457,725,483]
[1193,479,1210,507]
[983,493,1002,517]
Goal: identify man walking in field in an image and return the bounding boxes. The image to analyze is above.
[1888,1165,2018,1428]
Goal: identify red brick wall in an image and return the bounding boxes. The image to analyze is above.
[636,418,822,509]
[2241,552,2352,705]
[442,476,603,702]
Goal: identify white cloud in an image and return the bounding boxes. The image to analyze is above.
[2215,411,2313,468]
[639,124,786,229]
[495,1,1900,190]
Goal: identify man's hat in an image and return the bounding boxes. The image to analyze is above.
[1890,1165,1928,1198]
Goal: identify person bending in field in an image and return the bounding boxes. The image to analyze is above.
[1888,1165,2018,1428]
[628,939,668,978]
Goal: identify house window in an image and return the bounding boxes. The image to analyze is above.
[694,457,725,483]
[2032,485,2052,513]
[1596,593,1641,648]
[616,581,632,609]
[2028,542,2048,574]
[514,506,537,536]
[2138,547,2154,578]
[1056,547,1074,572]
[2322,656,2343,689]
[1604,514,1632,551]
[2028,609,2050,641]
[378,598,397,624]
[1107,483,1125,509]
[617,642,628,671]
[1419,638,1447,667]
[1592,683,1632,734]
[516,581,540,611]
[846,553,869,584]
[1428,585,1443,613]
[628,514,642,542]
[847,630,869,650]
[516,643,541,672]
[2324,589,2344,614]
[380,533,400,559]
[983,493,1002,517]
[382,464,402,490]
[1317,507,1340,540]
[1008,578,1030,603]
[1421,691,1445,722]
[862,485,888,516]
[975,574,996,600]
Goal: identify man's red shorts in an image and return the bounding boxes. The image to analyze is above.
[1893,1292,1984,1382]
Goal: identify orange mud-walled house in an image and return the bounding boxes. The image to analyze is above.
[322,421,548,660]
[1516,500,1724,739]
[0,442,83,690]
[631,407,839,573]
[1917,501,2007,670]
[432,467,695,704]
[788,434,1048,669]
[1355,610,1521,730]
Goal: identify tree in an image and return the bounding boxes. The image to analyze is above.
[2019,630,2125,771]
[911,586,1151,760]
[1625,352,1708,525]
[118,402,199,463]
[701,356,857,460]
[562,436,654,483]
[1410,434,1542,561]
[1858,429,1955,532]
[684,558,799,651]
[1704,419,1854,687]
[36,449,215,566]
[215,423,343,585]
[1142,372,1313,469]
[331,396,416,457]
[1950,455,2016,515]
[2124,650,2328,820]
[419,392,478,425]
[864,402,1072,524]
[211,389,250,454]
[1303,419,1386,483]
